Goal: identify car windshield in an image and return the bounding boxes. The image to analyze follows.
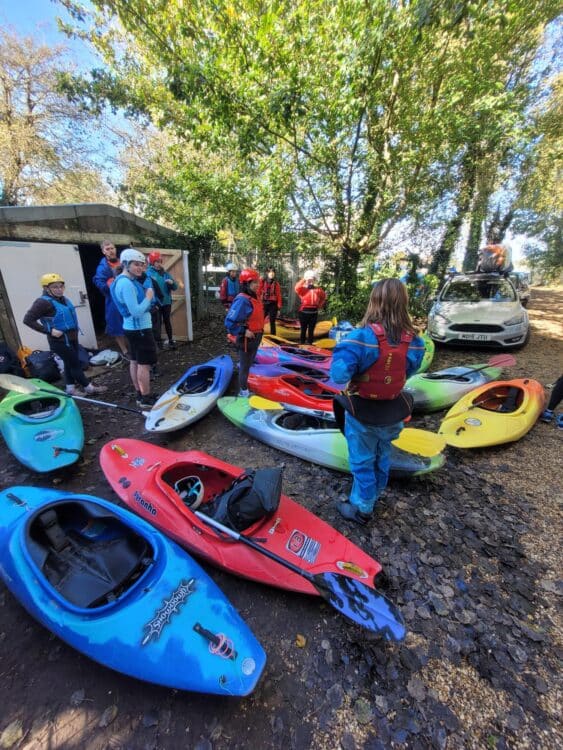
[441,279,516,302]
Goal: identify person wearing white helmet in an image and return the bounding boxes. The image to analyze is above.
[110,249,159,408]
[295,270,327,344]
[23,273,107,396]
[219,262,240,310]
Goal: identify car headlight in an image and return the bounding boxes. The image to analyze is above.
[432,312,451,324]
[503,315,525,326]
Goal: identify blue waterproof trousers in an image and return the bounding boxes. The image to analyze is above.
[344,412,404,514]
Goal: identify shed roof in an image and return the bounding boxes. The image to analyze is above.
[0,203,185,248]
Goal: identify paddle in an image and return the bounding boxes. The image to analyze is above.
[249,395,291,410]
[0,373,145,416]
[424,353,516,381]
[194,510,406,640]
[314,338,336,350]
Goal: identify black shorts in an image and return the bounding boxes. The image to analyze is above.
[124,329,158,365]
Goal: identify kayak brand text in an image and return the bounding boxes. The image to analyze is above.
[133,490,157,516]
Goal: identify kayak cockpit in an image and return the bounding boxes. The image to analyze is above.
[473,385,523,413]
[26,501,153,609]
[275,412,333,431]
[178,366,216,395]
[13,396,62,421]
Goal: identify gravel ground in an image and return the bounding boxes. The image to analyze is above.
[0,287,561,750]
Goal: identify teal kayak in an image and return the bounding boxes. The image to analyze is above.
[405,364,503,413]
[218,397,446,478]
[0,379,84,472]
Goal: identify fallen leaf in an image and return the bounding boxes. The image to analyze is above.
[295,634,307,648]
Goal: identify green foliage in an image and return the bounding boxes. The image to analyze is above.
[60,0,561,265]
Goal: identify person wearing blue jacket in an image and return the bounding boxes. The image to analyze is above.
[110,249,158,408]
[225,269,264,397]
[92,239,129,357]
[330,278,425,524]
[23,273,106,396]
[146,251,178,349]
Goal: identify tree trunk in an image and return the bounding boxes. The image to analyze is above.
[429,151,477,278]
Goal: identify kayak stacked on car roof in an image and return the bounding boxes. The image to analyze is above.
[144,355,233,433]
[405,363,503,413]
[99,439,383,594]
[0,486,265,695]
[218,397,446,478]
[248,364,339,419]
[0,379,84,472]
[438,378,545,448]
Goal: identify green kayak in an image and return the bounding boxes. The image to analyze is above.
[218,397,446,478]
[405,364,502,413]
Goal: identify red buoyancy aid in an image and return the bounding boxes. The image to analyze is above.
[348,324,413,400]
[261,279,281,305]
[241,293,265,332]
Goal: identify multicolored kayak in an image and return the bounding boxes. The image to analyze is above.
[405,363,503,413]
[439,378,545,448]
[218,397,446,477]
[0,486,265,695]
[255,341,332,370]
[100,439,382,594]
[417,333,435,373]
[145,355,233,433]
[264,317,332,341]
[0,379,84,472]
[248,364,338,419]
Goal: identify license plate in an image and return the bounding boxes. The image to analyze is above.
[460,333,491,341]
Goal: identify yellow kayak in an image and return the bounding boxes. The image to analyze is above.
[264,318,332,340]
[439,378,545,448]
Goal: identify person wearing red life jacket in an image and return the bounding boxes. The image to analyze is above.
[259,267,283,335]
[225,269,264,397]
[295,270,326,344]
[330,278,425,525]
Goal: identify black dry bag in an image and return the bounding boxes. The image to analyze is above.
[202,467,283,532]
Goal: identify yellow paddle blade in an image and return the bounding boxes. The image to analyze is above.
[393,427,446,457]
[314,338,336,350]
[248,395,284,410]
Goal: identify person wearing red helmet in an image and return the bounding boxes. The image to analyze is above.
[225,268,264,397]
[146,251,178,349]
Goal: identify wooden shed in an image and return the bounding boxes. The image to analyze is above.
[0,203,199,352]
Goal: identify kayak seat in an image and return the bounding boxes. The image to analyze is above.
[278,412,324,430]
[14,397,60,420]
[179,367,216,395]
[498,386,522,413]
[28,503,152,609]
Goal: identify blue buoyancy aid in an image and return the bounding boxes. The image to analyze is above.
[110,274,147,330]
[40,295,78,334]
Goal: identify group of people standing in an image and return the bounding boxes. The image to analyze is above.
[24,242,178,410]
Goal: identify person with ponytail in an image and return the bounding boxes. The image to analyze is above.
[330,278,425,524]
[225,268,264,397]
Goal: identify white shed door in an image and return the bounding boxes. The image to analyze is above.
[0,241,97,350]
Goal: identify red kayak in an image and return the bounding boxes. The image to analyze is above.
[100,439,382,595]
[248,364,338,418]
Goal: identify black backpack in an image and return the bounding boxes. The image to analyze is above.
[0,343,22,376]
[201,467,283,532]
[25,350,60,383]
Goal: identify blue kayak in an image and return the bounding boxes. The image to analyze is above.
[0,487,266,695]
[0,379,84,472]
[145,354,234,432]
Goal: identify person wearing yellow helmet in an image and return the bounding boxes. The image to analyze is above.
[23,274,107,396]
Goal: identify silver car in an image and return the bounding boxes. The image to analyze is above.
[427,273,529,349]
